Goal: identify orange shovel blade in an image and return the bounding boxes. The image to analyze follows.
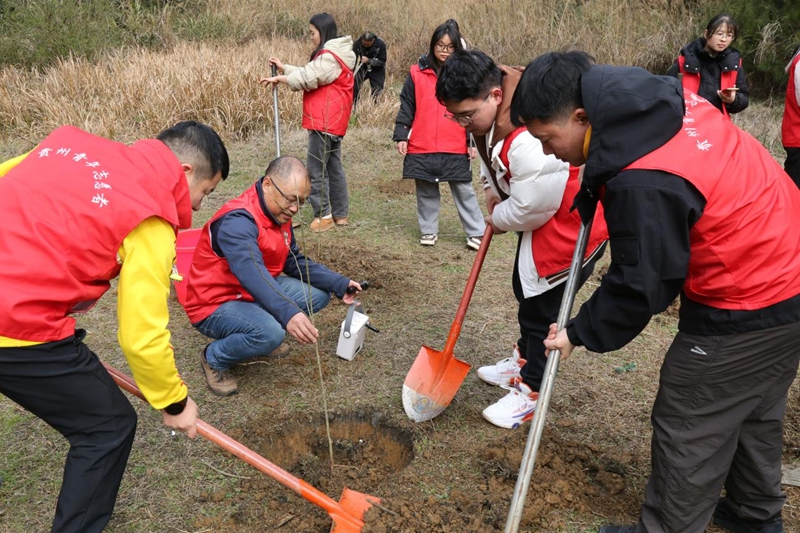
[329,488,379,533]
[402,345,472,422]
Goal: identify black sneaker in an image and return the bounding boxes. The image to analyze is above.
[713,498,785,533]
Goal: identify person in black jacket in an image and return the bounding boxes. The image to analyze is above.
[512,50,800,533]
[667,14,749,116]
[353,32,386,104]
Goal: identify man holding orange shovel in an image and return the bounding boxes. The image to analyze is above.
[0,121,228,532]
[435,50,607,429]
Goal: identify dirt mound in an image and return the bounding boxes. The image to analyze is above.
[191,411,642,532]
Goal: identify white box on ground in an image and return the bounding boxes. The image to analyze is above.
[336,307,370,361]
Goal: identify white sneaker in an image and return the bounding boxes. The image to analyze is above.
[477,346,525,387]
[482,379,539,429]
[420,234,438,246]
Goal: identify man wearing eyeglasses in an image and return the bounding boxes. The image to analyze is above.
[436,50,607,429]
[182,156,363,396]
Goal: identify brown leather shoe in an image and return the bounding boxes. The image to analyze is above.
[266,342,290,359]
[200,345,238,396]
[310,216,334,232]
[333,217,349,226]
[291,218,302,228]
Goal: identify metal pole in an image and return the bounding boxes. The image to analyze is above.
[504,220,594,533]
[271,64,281,157]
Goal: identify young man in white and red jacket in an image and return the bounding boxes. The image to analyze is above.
[515,50,800,533]
[0,121,229,532]
[436,50,607,429]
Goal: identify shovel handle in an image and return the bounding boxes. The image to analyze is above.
[102,363,364,531]
[271,64,281,157]
[442,224,494,355]
[503,221,594,533]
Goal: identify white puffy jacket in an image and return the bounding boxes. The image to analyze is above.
[480,125,570,298]
[284,36,357,92]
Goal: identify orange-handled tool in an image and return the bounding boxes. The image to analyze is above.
[103,363,377,533]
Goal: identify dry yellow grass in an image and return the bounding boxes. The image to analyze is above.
[0,0,707,143]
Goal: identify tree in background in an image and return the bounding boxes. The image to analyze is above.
[722,0,800,96]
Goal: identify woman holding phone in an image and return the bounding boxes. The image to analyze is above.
[667,13,749,117]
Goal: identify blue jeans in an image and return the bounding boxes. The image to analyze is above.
[194,276,331,370]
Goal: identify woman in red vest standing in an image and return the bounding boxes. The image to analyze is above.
[261,13,356,232]
[393,22,486,249]
[667,14,749,117]
[782,44,800,188]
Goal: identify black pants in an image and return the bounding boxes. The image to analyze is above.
[353,68,385,104]
[637,320,800,532]
[513,237,602,391]
[0,331,137,533]
[784,146,800,189]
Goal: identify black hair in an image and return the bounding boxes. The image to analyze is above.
[310,12,339,60]
[510,50,594,126]
[428,22,464,73]
[436,49,502,104]
[263,155,307,184]
[157,121,229,181]
[361,31,376,42]
[444,18,460,32]
[705,13,738,41]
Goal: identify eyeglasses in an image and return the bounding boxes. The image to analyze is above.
[712,30,734,39]
[435,42,455,53]
[270,178,305,208]
[443,93,491,126]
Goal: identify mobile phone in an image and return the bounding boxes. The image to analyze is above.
[722,87,739,93]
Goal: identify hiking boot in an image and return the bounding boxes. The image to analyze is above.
[333,216,349,226]
[467,235,482,251]
[713,497,785,533]
[200,345,238,397]
[477,346,525,387]
[420,234,438,246]
[598,526,638,533]
[310,215,334,232]
[482,378,539,429]
[264,342,290,359]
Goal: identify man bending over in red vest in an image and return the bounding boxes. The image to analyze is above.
[515,51,800,533]
[0,121,229,532]
[182,156,363,397]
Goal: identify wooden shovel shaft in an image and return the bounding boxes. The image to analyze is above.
[504,221,594,533]
[442,224,494,355]
[102,363,365,532]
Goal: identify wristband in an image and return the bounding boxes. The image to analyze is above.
[163,396,188,416]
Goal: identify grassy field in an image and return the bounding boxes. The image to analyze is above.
[2,119,799,532]
[1,0,798,530]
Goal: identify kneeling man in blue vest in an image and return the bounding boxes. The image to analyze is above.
[181,155,363,396]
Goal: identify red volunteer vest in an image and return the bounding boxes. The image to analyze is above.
[782,52,800,148]
[0,126,192,341]
[499,127,608,278]
[302,50,354,136]
[183,183,293,323]
[626,91,800,310]
[407,65,468,155]
[678,55,739,117]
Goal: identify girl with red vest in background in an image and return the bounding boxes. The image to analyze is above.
[393,23,486,249]
[261,12,356,233]
[667,14,749,117]
[782,44,800,188]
